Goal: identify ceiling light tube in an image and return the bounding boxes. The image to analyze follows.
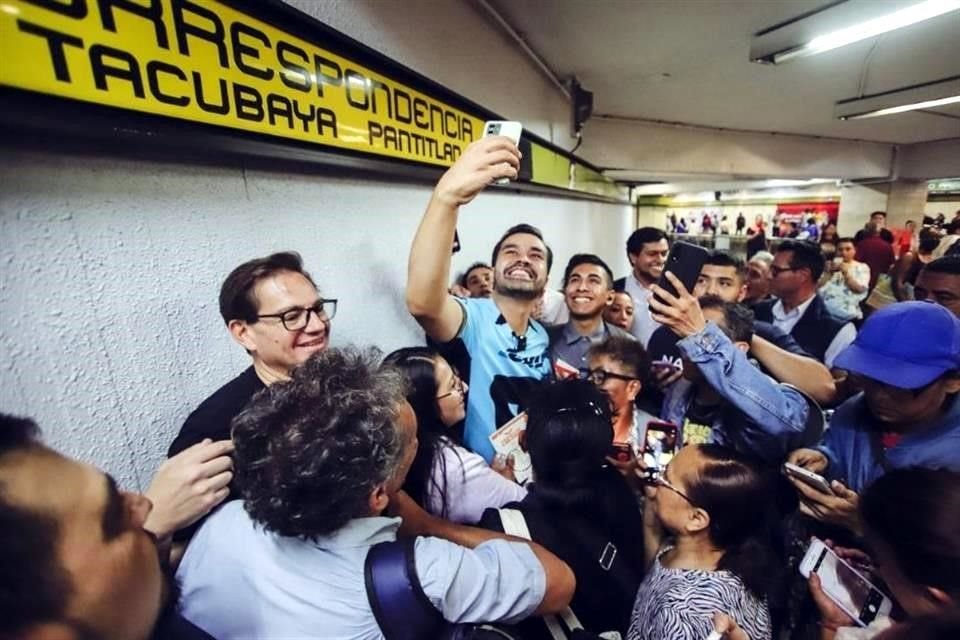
[835,75,960,119]
[751,0,960,64]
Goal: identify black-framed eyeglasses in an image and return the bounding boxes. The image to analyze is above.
[644,467,698,506]
[769,265,799,276]
[436,372,466,400]
[256,299,338,331]
[579,367,638,385]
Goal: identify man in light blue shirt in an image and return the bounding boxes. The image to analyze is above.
[176,348,574,639]
[408,137,552,461]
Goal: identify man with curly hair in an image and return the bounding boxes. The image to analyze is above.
[175,348,575,638]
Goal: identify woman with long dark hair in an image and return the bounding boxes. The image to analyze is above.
[480,379,646,639]
[627,444,776,640]
[383,347,525,524]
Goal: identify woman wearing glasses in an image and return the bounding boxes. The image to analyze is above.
[480,379,646,639]
[383,347,525,524]
[627,444,777,640]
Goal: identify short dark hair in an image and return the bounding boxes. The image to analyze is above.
[563,253,614,288]
[525,380,613,507]
[491,224,553,273]
[685,444,779,601]
[836,237,856,246]
[460,262,492,288]
[704,251,746,281]
[626,227,667,256]
[925,255,960,275]
[699,295,754,343]
[861,468,960,599]
[776,239,826,281]
[0,415,74,638]
[232,347,408,539]
[870,210,887,219]
[587,334,650,383]
[218,251,316,324]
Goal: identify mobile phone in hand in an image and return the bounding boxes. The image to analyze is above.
[799,538,892,626]
[641,420,680,471]
[482,121,522,185]
[783,462,835,495]
[609,442,633,463]
[654,241,710,305]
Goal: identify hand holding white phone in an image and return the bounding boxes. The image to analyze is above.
[482,121,522,185]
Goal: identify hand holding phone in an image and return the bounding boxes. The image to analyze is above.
[784,462,835,495]
[654,241,710,305]
[482,121,523,185]
[799,538,892,627]
[641,420,680,472]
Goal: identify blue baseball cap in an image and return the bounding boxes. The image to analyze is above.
[834,301,960,389]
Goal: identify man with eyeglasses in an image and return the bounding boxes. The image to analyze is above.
[753,240,856,368]
[787,301,960,533]
[167,251,335,538]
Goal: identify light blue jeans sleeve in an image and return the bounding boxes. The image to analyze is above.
[677,322,811,460]
[414,536,546,625]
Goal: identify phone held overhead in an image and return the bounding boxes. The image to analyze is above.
[482,121,522,185]
[654,241,710,305]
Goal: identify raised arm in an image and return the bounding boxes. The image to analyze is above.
[750,335,837,406]
[407,137,520,342]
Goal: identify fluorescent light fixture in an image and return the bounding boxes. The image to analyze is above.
[835,75,960,119]
[751,0,960,64]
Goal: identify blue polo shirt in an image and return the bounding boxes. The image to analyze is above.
[457,298,551,461]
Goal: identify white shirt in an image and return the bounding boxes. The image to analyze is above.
[177,502,545,640]
[623,274,661,346]
[426,442,527,524]
[770,295,857,368]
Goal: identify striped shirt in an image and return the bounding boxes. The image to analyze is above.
[627,548,771,640]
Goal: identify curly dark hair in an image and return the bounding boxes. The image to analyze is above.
[231,347,408,539]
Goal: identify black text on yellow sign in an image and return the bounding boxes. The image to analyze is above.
[0,0,485,166]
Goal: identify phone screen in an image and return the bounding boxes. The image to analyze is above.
[642,422,679,471]
[610,442,632,463]
[813,547,886,625]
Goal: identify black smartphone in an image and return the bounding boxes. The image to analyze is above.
[655,241,710,303]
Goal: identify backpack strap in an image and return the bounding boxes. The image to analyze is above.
[498,509,584,639]
[365,537,446,640]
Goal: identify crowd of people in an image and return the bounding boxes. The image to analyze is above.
[3,136,960,640]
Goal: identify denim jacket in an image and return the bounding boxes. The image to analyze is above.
[661,322,823,463]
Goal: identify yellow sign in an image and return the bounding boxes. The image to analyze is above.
[0,0,483,166]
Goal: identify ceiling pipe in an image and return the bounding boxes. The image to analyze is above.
[473,0,571,101]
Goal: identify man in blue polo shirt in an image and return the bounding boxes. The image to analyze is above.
[407,136,551,461]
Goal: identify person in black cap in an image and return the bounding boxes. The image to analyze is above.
[787,301,960,533]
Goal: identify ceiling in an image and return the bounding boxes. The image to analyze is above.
[487,0,960,146]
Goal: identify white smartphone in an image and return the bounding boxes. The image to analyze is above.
[482,121,522,185]
[799,538,892,627]
[783,462,835,495]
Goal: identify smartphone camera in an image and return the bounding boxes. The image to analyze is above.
[486,123,501,135]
